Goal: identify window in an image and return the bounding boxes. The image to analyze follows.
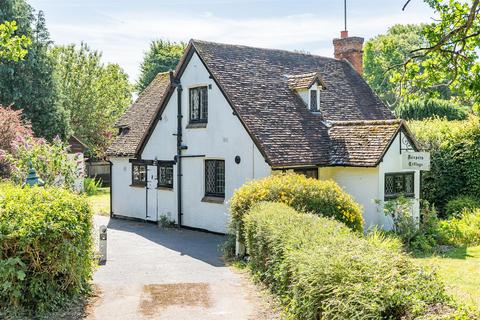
[157,162,174,188]
[205,160,225,197]
[294,168,318,179]
[132,163,147,186]
[189,86,208,123]
[309,89,318,111]
[384,172,414,200]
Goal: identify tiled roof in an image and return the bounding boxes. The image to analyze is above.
[110,40,405,167]
[191,40,396,167]
[327,120,403,166]
[107,72,170,157]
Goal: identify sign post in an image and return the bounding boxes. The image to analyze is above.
[402,152,431,171]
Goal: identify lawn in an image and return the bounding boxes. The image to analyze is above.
[87,187,110,216]
[414,246,480,308]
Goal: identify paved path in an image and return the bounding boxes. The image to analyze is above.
[87,216,269,320]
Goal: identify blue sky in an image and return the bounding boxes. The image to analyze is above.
[29,0,435,82]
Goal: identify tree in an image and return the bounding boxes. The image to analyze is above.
[136,40,186,92]
[50,43,132,157]
[0,21,30,62]
[398,0,480,109]
[0,1,70,140]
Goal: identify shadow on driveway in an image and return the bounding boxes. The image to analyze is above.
[106,217,226,267]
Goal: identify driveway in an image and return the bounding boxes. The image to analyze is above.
[87,216,274,320]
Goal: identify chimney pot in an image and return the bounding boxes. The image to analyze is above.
[333,32,364,75]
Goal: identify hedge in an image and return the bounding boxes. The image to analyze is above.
[243,202,464,319]
[0,183,94,312]
[395,98,468,121]
[438,209,480,247]
[230,173,363,239]
[408,117,480,212]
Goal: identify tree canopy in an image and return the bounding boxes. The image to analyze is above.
[50,43,132,157]
[0,21,30,62]
[136,40,186,92]
[0,1,70,140]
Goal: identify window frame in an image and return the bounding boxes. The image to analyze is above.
[293,167,318,179]
[157,161,174,189]
[189,86,208,124]
[384,172,415,200]
[204,159,225,198]
[131,163,147,186]
[309,89,319,112]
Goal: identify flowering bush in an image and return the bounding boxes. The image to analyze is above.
[230,173,363,240]
[3,135,80,189]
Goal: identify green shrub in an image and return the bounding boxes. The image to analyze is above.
[396,98,469,121]
[244,202,455,319]
[0,183,94,313]
[445,196,480,218]
[84,177,102,196]
[409,117,480,212]
[438,209,480,247]
[230,173,363,240]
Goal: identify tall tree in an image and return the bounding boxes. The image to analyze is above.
[0,21,30,62]
[50,43,132,157]
[0,1,69,140]
[136,40,186,92]
[398,0,480,110]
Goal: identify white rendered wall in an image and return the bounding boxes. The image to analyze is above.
[139,52,270,233]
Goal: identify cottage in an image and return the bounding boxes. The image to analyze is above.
[107,32,420,233]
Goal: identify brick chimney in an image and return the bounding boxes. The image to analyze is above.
[333,30,364,75]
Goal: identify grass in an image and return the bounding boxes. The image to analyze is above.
[414,246,480,308]
[87,187,110,216]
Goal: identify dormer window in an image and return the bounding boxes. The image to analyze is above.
[309,89,319,112]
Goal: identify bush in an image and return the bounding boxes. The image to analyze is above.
[84,177,102,196]
[409,117,480,212]
[0,183,94,312]
[396,98,469,121]
[230,173,363,239]
[445,196,480,218]
[438,209,480,247]
[244,202,456,319]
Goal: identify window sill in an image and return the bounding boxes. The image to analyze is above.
[157,186,173,191]
[187,122,207,129]
[201,196,225,204]
[130,183,146,188]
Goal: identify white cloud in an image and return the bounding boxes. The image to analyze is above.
[46,8,435,82]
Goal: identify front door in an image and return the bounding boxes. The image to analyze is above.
[146,165,158,221]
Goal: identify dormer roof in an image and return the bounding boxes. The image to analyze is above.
[287,72,326,90]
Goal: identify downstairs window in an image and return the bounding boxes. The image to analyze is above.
[157,162,174,188]
[131,163,147,186]
[205,160,225,198]
[384,172,414,200]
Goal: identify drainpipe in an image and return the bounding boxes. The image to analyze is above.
[171,72,183,227]
[108,160,113,218]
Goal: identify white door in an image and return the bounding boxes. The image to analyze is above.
[146,165,158,221]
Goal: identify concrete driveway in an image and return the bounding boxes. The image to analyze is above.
[87,216,273,320]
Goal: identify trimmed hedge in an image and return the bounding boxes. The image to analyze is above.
[409,117,480,212]
[244,202,458,319]
[395,98,468,121]
[0,184,94,312]
[230,173,363,237]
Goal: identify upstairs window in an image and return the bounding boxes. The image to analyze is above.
[157,162,174,188]
[384,172,414,200]
[132,163,147,186]
[189,86,208,123]
[309,89,318,111]
[205,160,225,198]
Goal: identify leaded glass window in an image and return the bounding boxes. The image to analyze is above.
[132,163,147,186]
[384,172,415,200]
[205,160,225,197]
[158,162,174,188]
[310,89,318,111]
[189,86,208,123]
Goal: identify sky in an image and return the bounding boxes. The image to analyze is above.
[29,0,436,83]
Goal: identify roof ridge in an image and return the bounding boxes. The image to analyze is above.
[191,39,338,62]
